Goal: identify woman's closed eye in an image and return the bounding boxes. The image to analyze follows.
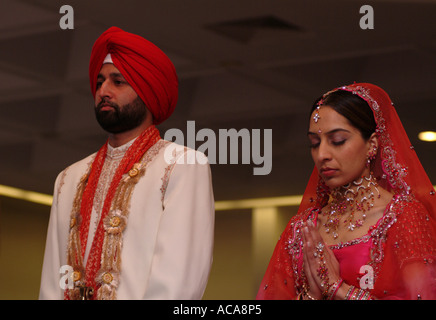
[332,139,346,146]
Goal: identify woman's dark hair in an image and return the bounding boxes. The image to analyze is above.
[310,90,377,140]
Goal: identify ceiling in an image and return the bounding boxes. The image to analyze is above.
[0,0,435,202]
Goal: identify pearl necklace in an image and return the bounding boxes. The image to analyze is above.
[323,174,380,240]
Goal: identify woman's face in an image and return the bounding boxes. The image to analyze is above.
[308,106,375,189]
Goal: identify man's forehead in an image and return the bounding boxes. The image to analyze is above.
[98,63,124,77]
[98,53,123,76]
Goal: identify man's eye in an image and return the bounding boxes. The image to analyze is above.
[114,79,126,85]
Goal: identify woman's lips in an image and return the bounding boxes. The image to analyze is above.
[321,168,338,177]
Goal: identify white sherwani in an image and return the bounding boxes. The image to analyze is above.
[39,139,215,299]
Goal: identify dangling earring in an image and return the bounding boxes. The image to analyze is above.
[366,147,377,168]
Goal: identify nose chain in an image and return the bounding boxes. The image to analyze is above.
[323,173,380,239]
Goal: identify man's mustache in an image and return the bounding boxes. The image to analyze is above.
[96,99,119,112]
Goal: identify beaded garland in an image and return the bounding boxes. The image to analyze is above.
[65,126,163,300]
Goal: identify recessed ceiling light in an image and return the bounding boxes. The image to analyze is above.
[418,131,436,142]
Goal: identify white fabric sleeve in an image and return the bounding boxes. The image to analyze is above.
[143,150,215,299]
[38,172,65,300]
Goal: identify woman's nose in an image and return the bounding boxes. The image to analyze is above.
[317,141,332,162]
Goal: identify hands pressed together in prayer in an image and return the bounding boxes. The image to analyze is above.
[302,220,342,300]
[300,220,376,300]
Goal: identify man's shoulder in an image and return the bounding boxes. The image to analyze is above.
[58,152,96,178]
[160,140,209,166]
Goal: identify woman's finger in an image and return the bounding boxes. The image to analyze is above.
[306,220,341,283]
[302,223,322,298]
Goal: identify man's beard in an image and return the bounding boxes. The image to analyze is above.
[95,96,148,134]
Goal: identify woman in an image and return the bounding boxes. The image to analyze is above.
[257,83,436,300]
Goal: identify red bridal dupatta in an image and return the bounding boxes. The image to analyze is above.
[257,83,436,300]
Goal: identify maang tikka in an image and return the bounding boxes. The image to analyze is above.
[313,89,336,123]
[313,99,324,123]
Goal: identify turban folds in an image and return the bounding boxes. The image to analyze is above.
[89,27,178,124]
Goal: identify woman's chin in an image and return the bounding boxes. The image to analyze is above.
[322,176,346,190]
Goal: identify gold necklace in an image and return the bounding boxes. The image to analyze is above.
[323,174,380,239]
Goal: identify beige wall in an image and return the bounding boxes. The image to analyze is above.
[0,198,50,299]
[0,196,296,300]
[203,207,296,299]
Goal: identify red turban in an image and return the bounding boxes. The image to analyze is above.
[89,26,178,124]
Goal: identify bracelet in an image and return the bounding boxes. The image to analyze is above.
[360,290,372,300]
[345,286,357,300]
[327,278,343,300]
[345,285,373,300]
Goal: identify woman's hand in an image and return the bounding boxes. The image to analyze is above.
[302,219,341,299]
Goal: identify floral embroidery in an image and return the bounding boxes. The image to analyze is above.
[92,142,134,233]
[160,143,185,208]
[103,209,126,234]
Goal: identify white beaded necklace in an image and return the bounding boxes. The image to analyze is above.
[323,174,380,239]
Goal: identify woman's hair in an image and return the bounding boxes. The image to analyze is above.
[311,90,377,140]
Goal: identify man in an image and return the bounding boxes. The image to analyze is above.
[39,27,215,300]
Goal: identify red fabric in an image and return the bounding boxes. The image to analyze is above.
[374,199,436,299]
[76,125,161,299]
[89,26,178,124]
[257,83,436,300]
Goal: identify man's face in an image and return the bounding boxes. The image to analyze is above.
[94,63,148,134]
